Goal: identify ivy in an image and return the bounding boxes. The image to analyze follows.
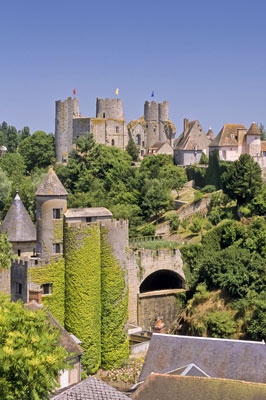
[64,223,101,374]
[100,228,129,369]
[30,258,65,324]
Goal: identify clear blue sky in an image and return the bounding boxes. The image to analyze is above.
[1,0,266,137]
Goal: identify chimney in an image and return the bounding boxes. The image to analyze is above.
[29,289,42,305]
[184,118,189,132]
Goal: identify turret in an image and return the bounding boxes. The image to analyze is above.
[246,122,261,157]
[55,97,79,163]
[96,98,124,119]
[35,168,68,261]
[0,191,36,258]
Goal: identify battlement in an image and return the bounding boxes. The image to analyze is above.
[96,98,124,119]
[144,100,169,122]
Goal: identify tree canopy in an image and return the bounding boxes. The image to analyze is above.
[0,295,68,399]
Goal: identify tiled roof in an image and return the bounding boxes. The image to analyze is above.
[24,301,83,357]
[138,333,266,384]
[261,141,266,152]
[65,208,112,219]
[36,168,68,196]
[210,124,246,147]
[247,122,261,136]
[132,374,266,400]
[148,141,166,151]
[206,128,215,141]
[174,120,209,151]
[51,377,130,399]
[0,192,36,242]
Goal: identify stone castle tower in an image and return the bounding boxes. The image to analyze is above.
[55,97,128,163]
[35,168,68,260]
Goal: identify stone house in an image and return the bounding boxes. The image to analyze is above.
[174,118,213,166]
[145,141,174,157]
[209,122,266,168]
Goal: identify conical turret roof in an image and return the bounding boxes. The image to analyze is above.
[0,192,36,242]
[35,168,68,196]
[247,122,261,136]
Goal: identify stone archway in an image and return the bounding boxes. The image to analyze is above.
[140,269,184,293]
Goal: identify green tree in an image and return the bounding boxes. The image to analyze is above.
[140,179,173,218]
[158,164,187,191]
[6,126,19,153]
[20,126,30,142]
[259,123,266,141]
[206,311,236,338]
[126,138,139,162]
[0,295,67,399]
[0,233,13,270]
[205,150,221,188]
[221,154,262,206]
[19,131,55,172]
[0,153,26,186]
[0,168,12,216]
[199,152,208,165]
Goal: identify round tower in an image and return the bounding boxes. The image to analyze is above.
[144,101,159,121]
[159,101,169,122]
[55,97,75,163]
[96,98,124,119]
[35,168,68,261]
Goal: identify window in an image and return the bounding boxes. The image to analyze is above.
[111,139,115,146]
[86,217,92,223]
[17,249,21,257]
[53,209,62,219]
[142,141,145,147]
[116,126,119,133]
[41,283,52,295]
[16,282,22,295]
[136,135,141,145]
[52,243,61,254]
[103,113,105,118]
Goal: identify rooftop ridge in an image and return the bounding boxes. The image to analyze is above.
[153,333,265,345]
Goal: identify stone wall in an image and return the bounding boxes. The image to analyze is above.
[177,195,211,220]
[138,290,181,331]
[0,267,10,295]
[11,258,28,303]
[127,248,184,326]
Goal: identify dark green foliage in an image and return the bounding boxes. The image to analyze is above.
[126,138,139,161]
[247,296,266,340]
[100,229,129,369]
[20,126,30,142]
[206,311,236,338]
[19,131,55,172]
[199,152,208,164]
[139,224,156,237]
[205,150,221,189]
[6,126,18,153]
[0,295,67,399]
[165,213,180,233]
[140,178,173,218]
[158,164,187,191]
[65,224,101,373]
[0,153,26,186]
[0,233,13,270]
[259,123,266,141]
[186,165,206,188]
[189,215,203,234]
[201,185,216,194]
[221,154,262,206]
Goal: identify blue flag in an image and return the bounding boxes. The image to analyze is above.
[151,90,154,98]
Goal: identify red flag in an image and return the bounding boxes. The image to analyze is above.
[73,89,76,95]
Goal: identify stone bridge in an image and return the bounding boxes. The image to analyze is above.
[128,248,185,331]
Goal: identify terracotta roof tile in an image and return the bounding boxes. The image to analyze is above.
[247,122,261,136]
[210,124,247,147]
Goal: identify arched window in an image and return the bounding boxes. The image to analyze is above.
[136,134,141,145]
[111,139,115,146]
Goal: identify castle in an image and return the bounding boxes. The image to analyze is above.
[55,97,176,162]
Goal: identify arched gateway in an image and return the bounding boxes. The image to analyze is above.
[128,248,185,332]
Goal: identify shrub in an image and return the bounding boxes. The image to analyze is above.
[166,213,180,233]
[201,185,216,194]
[206,311,236,338]
[194,190,204,202]
[189,215,203,234]
[139,224,156,237]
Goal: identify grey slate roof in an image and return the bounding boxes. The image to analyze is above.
[36,168,68,196]
[65,208,113,218]
[138,333,266,384]
[0,192,36,242]
[132,374,266,400]
[51,377,130,399]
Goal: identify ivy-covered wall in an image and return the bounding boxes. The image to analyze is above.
[30,258,65,324]
[64,223,101,374]
[100,228,129,369]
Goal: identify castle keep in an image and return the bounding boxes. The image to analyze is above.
[55,97,176,162]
